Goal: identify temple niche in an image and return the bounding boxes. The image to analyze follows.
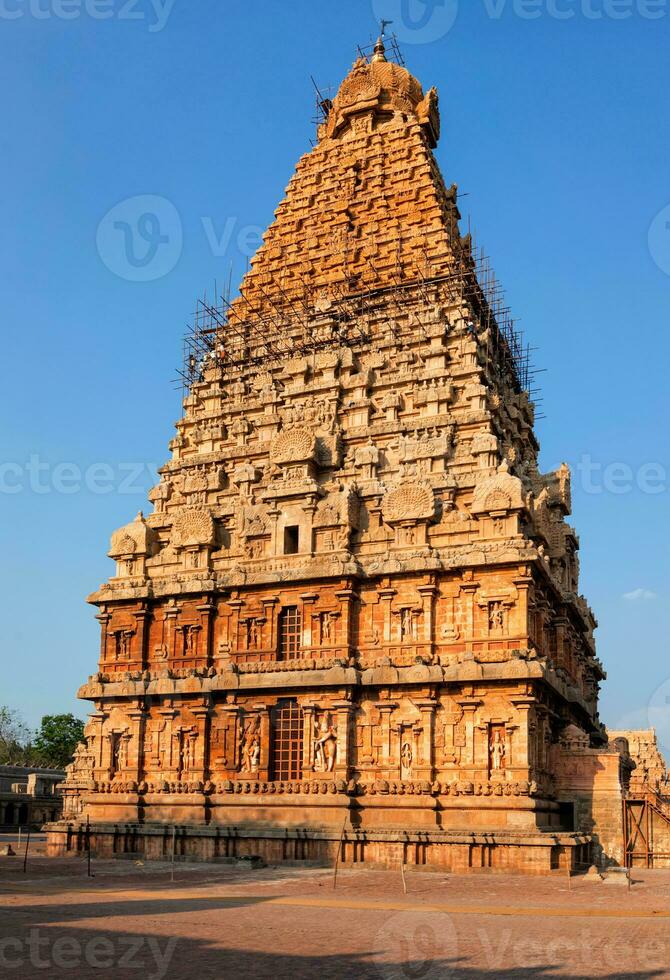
[49,36,638,875]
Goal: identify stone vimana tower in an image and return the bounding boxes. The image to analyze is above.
[50,38,623,873]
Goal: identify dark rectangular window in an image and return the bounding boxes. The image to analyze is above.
[279,606,301,660]
[284,525,300,555]
[271,700,303,781]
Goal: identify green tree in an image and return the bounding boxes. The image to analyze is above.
[0,707,30,765]
[32,714,85,770]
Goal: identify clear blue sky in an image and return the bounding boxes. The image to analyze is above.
[2,1,668,752]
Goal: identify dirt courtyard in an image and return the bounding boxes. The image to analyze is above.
[1,853,669,979]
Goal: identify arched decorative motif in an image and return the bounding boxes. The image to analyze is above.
[270,428,316,465]
[382,482,435,524]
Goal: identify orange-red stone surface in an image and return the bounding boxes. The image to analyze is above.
[49,41,638,873]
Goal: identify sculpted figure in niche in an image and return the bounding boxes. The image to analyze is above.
[489,602,505,633]
[112,631,132,662]
[240,715,261,773]
[182,626,198,657]
[110,733,123,774]
[314,713,337,772]
[401,741,413,779]
[400,608,418,642]
[490,729,506,772]
[244,538,265,559]
[246,619,262,650]
[177,730,195,777]
[320,612,332,645]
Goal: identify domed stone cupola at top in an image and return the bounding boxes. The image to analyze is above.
[48,38,625,876]
[321,36,440,147]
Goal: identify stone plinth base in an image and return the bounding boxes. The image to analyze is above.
[45,821,592,876]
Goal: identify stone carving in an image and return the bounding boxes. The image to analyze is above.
[270,428,316,465]
[471,463,526,516]
[240,715,261,773]
[170,509,216,548]
[488,602,505,633]
[489,728,506,773]
[314,713,337,772]
[382,483,435,524]
[109,512,156,559]
[400,741,413,779]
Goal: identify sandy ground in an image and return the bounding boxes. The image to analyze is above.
[1,854,669,979]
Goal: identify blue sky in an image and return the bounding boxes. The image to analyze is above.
[1,0,668,750]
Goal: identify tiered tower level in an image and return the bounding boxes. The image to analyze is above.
[53,42,608,873]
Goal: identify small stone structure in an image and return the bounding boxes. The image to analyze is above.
[0,766,64,828]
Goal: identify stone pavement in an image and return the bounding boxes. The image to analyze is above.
[1,858,669,978]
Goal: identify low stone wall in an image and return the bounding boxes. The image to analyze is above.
[46,821,591,876]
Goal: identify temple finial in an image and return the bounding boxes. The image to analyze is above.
[372,18,392,62]
[372,36,387,63]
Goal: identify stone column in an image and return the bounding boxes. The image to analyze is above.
[227,600,244,655]
[132,608,150,669]
[460,585,479,643]
[513,569,533,645]
[216,705,240,773]
[159,708,178,773]
[127,705,146,783]
[378,589,397,644]
[376,702,398,773]
[192,704,211,780]
[197,602,216,666]
[417,585,438,653]
[89,712,106,771]
[300,593,318,651]
[256,704,271,780]
[510,696,537,776]
[302,704,316,773]
[457,697,482,768]
[164,604,180,660]
[415,699,437,779]
[332,701,353,778]
[263,598,279,655]
[96,611,111,666]
[334,589,356,658]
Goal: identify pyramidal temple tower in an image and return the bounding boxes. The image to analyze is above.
[49,40,632,873]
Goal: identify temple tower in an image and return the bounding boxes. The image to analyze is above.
[49,40,610,873]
